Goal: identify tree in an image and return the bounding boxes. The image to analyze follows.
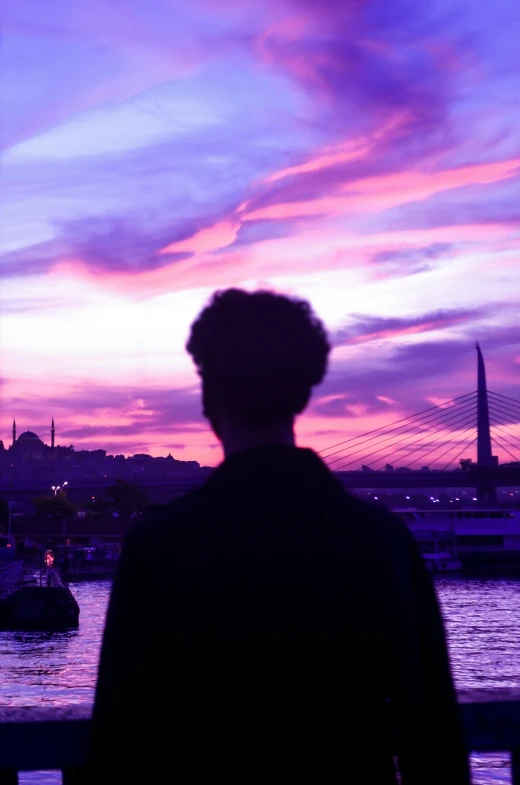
[105,480,150,518]
[33,492,77,519]
[84,496,113,517]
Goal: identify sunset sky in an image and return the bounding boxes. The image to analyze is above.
[1,0,519,467]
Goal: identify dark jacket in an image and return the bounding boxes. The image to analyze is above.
[90,446,470,784]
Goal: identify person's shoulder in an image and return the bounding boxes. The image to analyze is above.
[347,493,404,525]
[123,486,210,548]
[339,491,412,544]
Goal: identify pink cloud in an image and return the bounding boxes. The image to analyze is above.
[158,220,240,256]
[263,111,409,185]
[242,157,520,222]
[347,319,468,345]
[43,214,514,305]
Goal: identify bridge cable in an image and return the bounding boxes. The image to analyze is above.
[363,416,477,475]
[489,421,520,451]
[321,400,477,461]
[325,398,478,464]
[371,412,478,471]
[327,403,477,468]
[330,409,477,471]
[422,423,480,469]
[490,435,520,463]
[488,397,520,419]
[487,400,520,428]
[318,391,477,456]
[488,410,520,443]
[332,410,477,471]
[488,414,520,437]
[392,415,477,470]
[490,425,520,457]
[442,436,479,471]
[487,393,520,418]
[408,420,476,467]
[488,399,520,421]
[488,390,520,408]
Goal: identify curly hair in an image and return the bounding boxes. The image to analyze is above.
[186,288,330,425]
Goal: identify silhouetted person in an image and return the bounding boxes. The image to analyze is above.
[89,289,470,784]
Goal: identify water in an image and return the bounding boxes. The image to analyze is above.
[1,578,519,783]
[436,578,520,785]
[0,582,108,708]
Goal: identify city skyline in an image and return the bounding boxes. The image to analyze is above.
[1,0,519,465]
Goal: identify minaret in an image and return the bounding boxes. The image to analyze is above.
[476,343,493,466]
[51,417,55,449]
[12,419,16,447]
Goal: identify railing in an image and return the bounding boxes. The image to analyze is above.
[0,705,90,785]
[0,690,520,784]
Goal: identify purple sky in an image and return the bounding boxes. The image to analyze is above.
[1,0,519,466]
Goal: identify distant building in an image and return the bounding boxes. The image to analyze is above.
[1,417,203,487]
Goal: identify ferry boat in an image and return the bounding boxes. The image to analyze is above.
[395,508,520,570]
[410,529,463,573]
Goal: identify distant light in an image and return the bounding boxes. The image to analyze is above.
[374,496,378,500]
[472,497,478,501]
[455,498,460,501]
[406,496,410,500]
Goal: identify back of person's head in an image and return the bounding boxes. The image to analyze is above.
[186,288,330,427]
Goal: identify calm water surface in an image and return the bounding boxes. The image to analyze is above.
[1,578,519,783]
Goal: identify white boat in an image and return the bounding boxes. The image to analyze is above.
[422,553,464,573]
[394,508,520,570]
[407,528,462,572]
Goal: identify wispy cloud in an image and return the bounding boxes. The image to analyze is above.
[330,307,487,346]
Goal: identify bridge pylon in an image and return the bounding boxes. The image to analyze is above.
[476,343,497,505]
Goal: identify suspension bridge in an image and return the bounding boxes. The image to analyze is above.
[318,344,520,502]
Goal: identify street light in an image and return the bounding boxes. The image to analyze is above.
[51,481,68,496]
[7,500,15,542]
[50,482,69,538]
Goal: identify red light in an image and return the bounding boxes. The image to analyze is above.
[6,544,11,548]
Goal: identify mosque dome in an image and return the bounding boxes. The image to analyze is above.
[17,431,43,443]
